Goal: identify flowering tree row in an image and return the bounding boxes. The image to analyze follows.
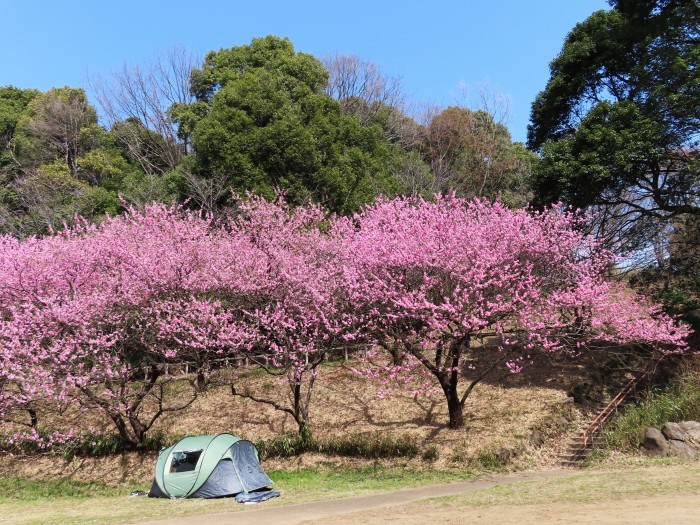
[0,195,689,444]
[336,196,688,427]
[0,198,346,443]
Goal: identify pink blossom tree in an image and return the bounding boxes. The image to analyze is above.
[0,193,690,442]
[226,197,349,434]
[338,195,689,429]
[0,196,350,442]
[0,230,106,431]
[0,204,258,445]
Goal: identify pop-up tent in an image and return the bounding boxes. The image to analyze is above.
[148,433,274,499]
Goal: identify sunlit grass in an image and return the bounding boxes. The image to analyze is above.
[603,369,700,451]
[426,462,700,508]
[0,467,477,525]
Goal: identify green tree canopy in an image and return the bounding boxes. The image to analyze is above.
[15,87,100,179]
[171,36,402,214]
[0,87,40,173]
[528,0,699,223]
[0,86,160,236]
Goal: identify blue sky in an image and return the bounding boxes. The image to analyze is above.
[1,0,609,143]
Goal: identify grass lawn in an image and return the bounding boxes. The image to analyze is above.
[310,461,700,525]
[4,459,700,524]
[0,467,478,525]
[430,459,700,508]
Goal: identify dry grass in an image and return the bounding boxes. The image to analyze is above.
[2,356,598,484]
[163,360,582,465]
[430,461,700,508]
[305,462,700,525]
[4,356,698,524]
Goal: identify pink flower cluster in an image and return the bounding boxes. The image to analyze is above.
[0,194,690,435]
[3,428,84,452]
[334,195,689,422]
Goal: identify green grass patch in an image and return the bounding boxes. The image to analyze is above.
[270,466,474,496]
[0,466,477,525]
[0,478,127,502]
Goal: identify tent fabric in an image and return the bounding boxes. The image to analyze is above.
[231,439,274,492]
[148,433,273,499]
[235,489,281,504]
[191,459,243,498]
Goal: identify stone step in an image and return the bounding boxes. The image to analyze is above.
[559,450,591,458]
[562,449,593,456]
[562,450,596,457]
[566,439,603,447]
[559,461,582,469]
[559,457,590,465]
[565,438,603,446]
[560,455,589,461]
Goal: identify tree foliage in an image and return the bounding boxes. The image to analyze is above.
[421,106,535,207]
[15,87,100,179]
[0,85,172,236]
[0,88,118,235]
[0,194,685,442]
[0,87,39,171]
[171,36,402,214]
[529,0,700,252]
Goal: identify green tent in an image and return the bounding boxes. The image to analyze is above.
[148,433,274,498]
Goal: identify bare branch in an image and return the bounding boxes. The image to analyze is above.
[89,47,201,175]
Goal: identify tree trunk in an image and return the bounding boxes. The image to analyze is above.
[402,337,467,430]
[27,407,38,428]
[129,416,146,445]
[389,342,403,366]
[196,370,207,392]
[109,414,139,447]
[441,378,464,429]
[443,337,467,429]
[292,381,309,436]
[297,420,309,438]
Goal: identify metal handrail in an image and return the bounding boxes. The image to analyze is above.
[577,364,654,451]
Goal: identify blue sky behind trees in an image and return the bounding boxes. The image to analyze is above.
[1,0,607,142]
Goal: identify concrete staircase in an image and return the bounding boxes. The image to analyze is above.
[559,368,653,467]
[559,404,607,467]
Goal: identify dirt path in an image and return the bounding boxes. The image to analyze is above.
[134,469,572,525]
[317,493,700,525]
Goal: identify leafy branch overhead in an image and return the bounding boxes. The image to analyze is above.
[528,0,700,240]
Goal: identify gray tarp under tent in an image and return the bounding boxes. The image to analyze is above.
[148,433,278,500]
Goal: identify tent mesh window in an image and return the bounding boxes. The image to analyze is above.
[170,449,203,473]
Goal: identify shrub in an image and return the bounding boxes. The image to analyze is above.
[0,429,177,458]
[256,430,418,460]
[320,433,418,459]
[604,367,700,451]
[468,448,514,470]
[256,429,317,459]
[422,445,439,461]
